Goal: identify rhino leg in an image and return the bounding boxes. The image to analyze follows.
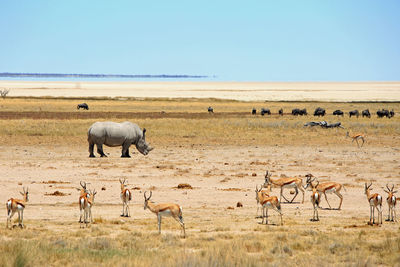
[88,142,96,157]
[96,144,107,157]
[121,143,131,158]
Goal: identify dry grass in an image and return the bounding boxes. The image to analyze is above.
[0,217,399,266]
[0,98,399,148]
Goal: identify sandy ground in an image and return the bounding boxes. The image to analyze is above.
[1,80,400,101]
[1,143,399,232]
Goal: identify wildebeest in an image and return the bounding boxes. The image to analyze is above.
[333,110,344,116]
[313,107,326,117]
[208,106,214,113]
[377,109,390,118]
[279,108,283,116]
[87,121,153,158]
[390,109,395,118]
[292,108,307,116]
[261,108,271,116]
[349,110,359,118]
[77,103,89,110]
[252,108,256,115]
[362,109,371,118]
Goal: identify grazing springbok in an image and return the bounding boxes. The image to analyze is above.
[119,178,132,217]
[143,191,186,238]
[255,185,282,225]
[364,183,382,225]
[264,170,305,203]
[383,184,397,222]
[6,187,29,229]
[77,181,90,223]
[346,131,365,148]
[255,184,271,218]
[310,181,321,221]
[278,108,283,116]
[304,174,344,210]
[79,189,97,228]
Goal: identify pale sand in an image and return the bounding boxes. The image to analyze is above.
[0,144,398,230]
[1,80,400,101]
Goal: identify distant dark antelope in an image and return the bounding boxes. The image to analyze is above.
[77,103,89,110]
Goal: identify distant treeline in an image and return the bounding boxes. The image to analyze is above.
[0,72,208,79]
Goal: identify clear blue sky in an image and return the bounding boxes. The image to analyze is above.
[1,0,399,81]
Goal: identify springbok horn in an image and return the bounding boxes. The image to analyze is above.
[369,182,372,188]
[80,181,86,189]
[149,191,152,199]
[392,184,395,191]
[256,185,258,192]
[144,191,147,199]
[386,184,390,191]
[143,128,146,139]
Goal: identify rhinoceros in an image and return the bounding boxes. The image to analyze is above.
[87,121,153,158]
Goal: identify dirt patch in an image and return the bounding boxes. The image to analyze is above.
[45,191,70,196]
[175,183,193,189]
[42,180,70,184]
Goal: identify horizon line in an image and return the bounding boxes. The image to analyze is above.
[0,72,209,79]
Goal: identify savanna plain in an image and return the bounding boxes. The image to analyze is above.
[0,98,399,266]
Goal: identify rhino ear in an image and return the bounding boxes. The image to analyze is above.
[143,128,146,140]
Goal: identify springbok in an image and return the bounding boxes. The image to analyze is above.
[120,178,132,217]
[364,183,382,225]
[255,184,271,218]
[77,181,90,223]
[255,185,283,225]
[143,191,186,238]
[383,184,397,222]
[6,187,29,229]
[80,189,97,228]
[346,131,365,148]
[304,174,344,210]
[264,170,305,203]
[310,181,321,221]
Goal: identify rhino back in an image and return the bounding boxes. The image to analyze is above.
[88,121,142,146]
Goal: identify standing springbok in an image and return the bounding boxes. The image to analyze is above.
[364,183,382,225]
[6,187,29,229]
[79,189,97,228]
[264,170,305,203]
[383,184,397,222]
[255,185,283,225]
[119,178,132,217]
[143,191,186,238]
[346,131,365,148]
[255,184,271,218]
[304,174,344,210]
[310,181,321,221]
[77,181,90,223]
